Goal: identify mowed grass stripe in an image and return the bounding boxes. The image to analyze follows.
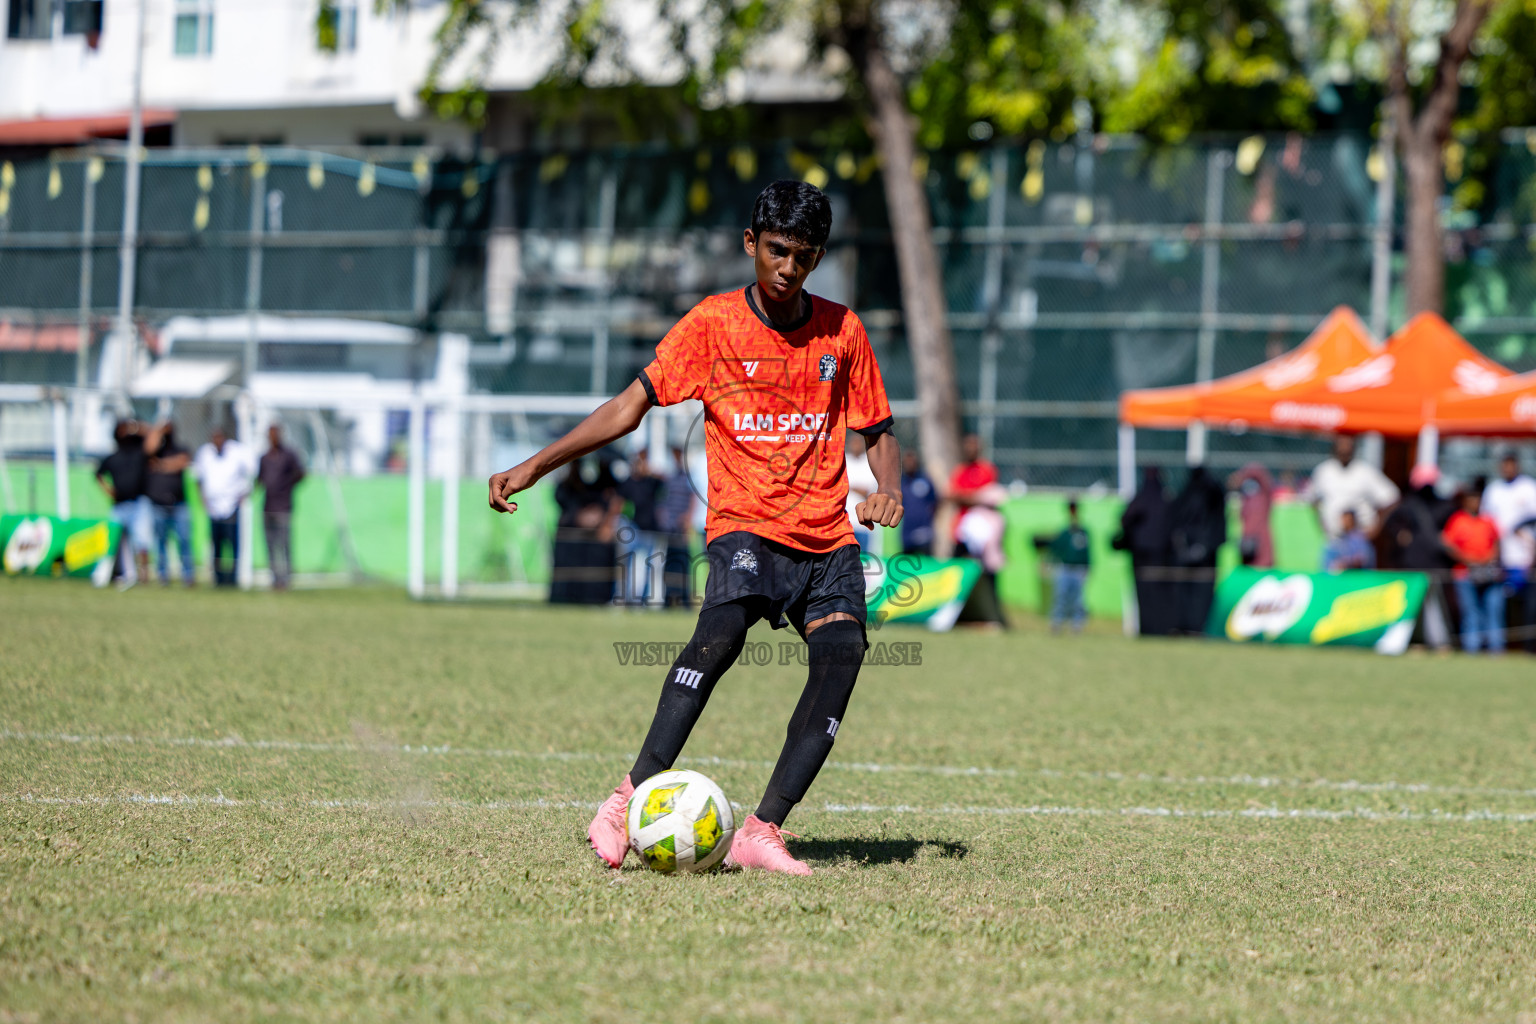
[10,790,1536,824]
[9,582,1536,1023]
[8,727,1536,803]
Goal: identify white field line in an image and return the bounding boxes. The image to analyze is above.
[5,728,1536,803]
[6,791,1536,825]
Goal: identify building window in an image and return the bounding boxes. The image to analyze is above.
[317,0,356,53]
[6,0,52,40]
[174,0,214,56]
[62,0,103,36]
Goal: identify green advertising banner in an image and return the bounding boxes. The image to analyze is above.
[867,554,984,631]
[1208,567,1429,655]
[0,515,120,582]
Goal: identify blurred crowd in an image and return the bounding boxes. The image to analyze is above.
[551,428,1536,654]
[94,419,306,591]
[1118,434,1536,655]
[548,430,1019,623]
[99,409,1528,655]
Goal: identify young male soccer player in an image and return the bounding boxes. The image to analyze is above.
[488,180,903,875]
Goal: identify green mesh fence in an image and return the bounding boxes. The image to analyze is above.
[2,136,1535,493]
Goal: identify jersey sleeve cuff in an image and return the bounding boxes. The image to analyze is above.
[852,415,895,438]
[637,370,659,406]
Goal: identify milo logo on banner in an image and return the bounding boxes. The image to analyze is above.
[0,515,119,580]
[1211,568,1428,655]
[2,517,54,574]
[1225,574,1312,641]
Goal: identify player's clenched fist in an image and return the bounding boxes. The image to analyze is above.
[856,490,903,529]
[489,465,536,513]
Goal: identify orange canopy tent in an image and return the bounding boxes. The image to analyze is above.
[1429,370,1536,436]
[1118,306,1379,432]
[1115,309,1517,491]
[1300,312,1517,438]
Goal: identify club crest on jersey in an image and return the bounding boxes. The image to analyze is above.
[818,354,837,381]
[730,548,759,575]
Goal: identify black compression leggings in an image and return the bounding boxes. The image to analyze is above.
[627,600,867,827]
[628,600,756,784]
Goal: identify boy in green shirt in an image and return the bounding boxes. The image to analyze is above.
[1048,500,1091,633]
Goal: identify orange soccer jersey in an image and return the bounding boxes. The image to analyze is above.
[638,287,894,553]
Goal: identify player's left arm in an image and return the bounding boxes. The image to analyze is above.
[844,315,901,530]
[489,380,651,513]
[857,429,904,529]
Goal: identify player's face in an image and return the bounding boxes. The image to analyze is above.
[744,230,823,303]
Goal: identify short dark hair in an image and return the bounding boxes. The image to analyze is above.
[751,180,832,249]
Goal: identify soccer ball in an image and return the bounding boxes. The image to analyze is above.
[626,769,735,873]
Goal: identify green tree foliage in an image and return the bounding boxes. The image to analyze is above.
[907,2,1087,148]
[1090,0,1316,142]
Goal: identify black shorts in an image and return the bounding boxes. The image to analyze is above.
[701,531,868,635]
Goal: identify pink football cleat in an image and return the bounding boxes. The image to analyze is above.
[723,814,812,876]
[587,774,634,869]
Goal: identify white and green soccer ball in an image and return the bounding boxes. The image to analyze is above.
[626,769,735,874]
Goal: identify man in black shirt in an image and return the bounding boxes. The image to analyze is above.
[257,424,306,590]
[617,448,664,604]
[1382,464,1454,651]
[146,422,194,586]
[96,419,161,589]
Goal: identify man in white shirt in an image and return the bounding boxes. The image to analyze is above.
[1302,435,1400,539]
[1483,451,1536,652]
[193,425,255,587]
[845,430,879,555]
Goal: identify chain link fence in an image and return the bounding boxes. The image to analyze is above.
[3,133,1536,502]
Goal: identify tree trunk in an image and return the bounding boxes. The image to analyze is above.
[1400,142,1445,317]
[851,24,962,488]
[1388,0,1492,317]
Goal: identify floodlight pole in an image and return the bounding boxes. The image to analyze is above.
[1188,148,1229,467]
[977,148,1008,459]
[1369,107,1397,341]
[51,393,70,518]
[113,0,148,406]
[407,392,426,599]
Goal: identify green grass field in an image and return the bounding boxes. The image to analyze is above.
[3,580,1536,1023]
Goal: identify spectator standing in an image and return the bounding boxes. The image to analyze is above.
[899,448,938,556]
[95,419,158,590]
[657,445,697,607]
[1115,467,1176,636]
[258,424,306,591]
[1047,499,1091,634]
[1443,483,1505,654]
[617,448,664,604]
[1322,509,1376,572]
[1169,466,1227,635]
[550,459,622,605]
[845,430,879,555]
[948,433,999,546]
[145,422,194,587]
[194,425,255,588]
[1228,463,1275,566]
[1381,464,1454,650]
[1482,452,1536,653]
[947,433,1009,625]
[1302,435,1400,538]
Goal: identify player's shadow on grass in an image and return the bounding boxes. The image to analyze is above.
[793,837,969,866]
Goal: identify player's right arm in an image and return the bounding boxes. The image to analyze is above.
[488,379,651,514]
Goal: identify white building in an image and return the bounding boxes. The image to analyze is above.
[0,0,475,148]
[0,0,839,150]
